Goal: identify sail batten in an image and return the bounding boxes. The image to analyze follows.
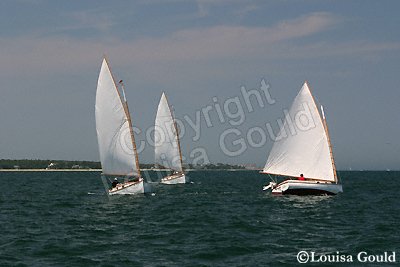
[95,58,140,177]
[155,93,183,172]
[263,82,336,182]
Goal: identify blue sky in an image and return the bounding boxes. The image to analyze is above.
[0,0,399,170]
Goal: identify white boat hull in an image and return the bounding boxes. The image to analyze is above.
[268,180,342,195]
[109,179,152,195]
[161,173,188,184]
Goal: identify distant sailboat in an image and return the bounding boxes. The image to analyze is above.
[261,82,343,195]
[154,92,188,184]
[95,58,151,195]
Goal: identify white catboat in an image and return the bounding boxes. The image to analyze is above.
[261,82,343,195]
[154,92,188,184]
[95,58,151,195]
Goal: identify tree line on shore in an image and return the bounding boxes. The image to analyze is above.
[0,159,246,170]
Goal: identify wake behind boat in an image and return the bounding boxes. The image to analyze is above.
[95,58,151,195]
[261,82,342,195]
[154,92,188,184]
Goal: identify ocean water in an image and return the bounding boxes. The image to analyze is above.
[0,170,399,266]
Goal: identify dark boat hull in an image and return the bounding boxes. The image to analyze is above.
[271,180,342,195]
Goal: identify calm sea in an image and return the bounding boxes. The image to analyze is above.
[0,171,399,266]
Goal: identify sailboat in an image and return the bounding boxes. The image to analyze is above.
[261,82,343,195]
[95,58,151,195]
[154,92,188,184]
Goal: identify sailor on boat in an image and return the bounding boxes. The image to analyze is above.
[261,82,343,195]
[112,178,119,188]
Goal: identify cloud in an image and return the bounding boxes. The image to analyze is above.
[233,4,259,18]
[277,41,400,59]
[125,12,334,62]
[196,0,209,18]
[0,12,398,78]
[64,9,117,33]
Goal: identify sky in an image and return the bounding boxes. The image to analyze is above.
[0,0,399,170]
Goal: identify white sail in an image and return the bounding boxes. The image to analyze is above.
[154,92,183,172]
[263,82,336,182]
[95,58,140,177]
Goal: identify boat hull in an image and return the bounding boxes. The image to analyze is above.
[161,173,188,184]
[271,180,342,195]
[109,179,152,195]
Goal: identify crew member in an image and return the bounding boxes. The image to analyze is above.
[112,178,119,188]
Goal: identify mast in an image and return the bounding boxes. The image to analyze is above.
[320,105,338,183]
[306,80,338,183]
[173,111,184,173]
[119,80,142,178]
[165,93,184,173]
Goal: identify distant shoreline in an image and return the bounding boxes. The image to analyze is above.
[0,169,102,172]
[0,159,251,171]
[0,168,261,172]
[0,169,396,172]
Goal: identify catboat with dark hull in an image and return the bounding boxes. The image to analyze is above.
[264,180,342,195]
[261,82,342,196]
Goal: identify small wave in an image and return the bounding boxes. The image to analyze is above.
[0,240,17,248]
[222,191,239,194]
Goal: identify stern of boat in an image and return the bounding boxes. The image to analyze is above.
[161,173,187,184]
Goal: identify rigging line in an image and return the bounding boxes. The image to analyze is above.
[268,173,276,183]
